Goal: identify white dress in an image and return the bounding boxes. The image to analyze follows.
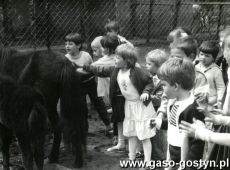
[117,69,157,140]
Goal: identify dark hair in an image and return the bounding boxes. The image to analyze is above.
[158,57,195,90]
[116,44,137,69]
[65,33,83,46]
[171,36,198,60]
[199,41,219,60]
[105,20,120,33]
[100,32,120,55]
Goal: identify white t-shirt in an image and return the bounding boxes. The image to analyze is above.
[65,51,93,66]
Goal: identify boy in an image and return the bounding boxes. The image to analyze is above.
[150,58,205,170]
[157,36,208,119]
[65,33,111,135]
[196,41,225,109]
[105,20,134,47]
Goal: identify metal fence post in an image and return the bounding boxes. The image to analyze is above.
[147,0,154,43]
[130,0,137,38]
[2,0,14,46]
[173,0,181,29]
[45,0,51,49]
[216,4,222,40]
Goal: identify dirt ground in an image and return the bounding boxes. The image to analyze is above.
[0,105,141,170]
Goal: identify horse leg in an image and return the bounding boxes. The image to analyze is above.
[16,133,33,170]
[32,138,44,170]
[73,144,84,168]
[0,124,13,170]
[47,106,62,163]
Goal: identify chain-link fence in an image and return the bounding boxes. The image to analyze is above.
[0,0,230,49]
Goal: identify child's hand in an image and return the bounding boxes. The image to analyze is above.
[179,119,205,138]
[148,118,156,129]
[140,93,149,101]
[204,109,224,125]
[76,68,89,74]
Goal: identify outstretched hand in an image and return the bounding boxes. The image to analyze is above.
[197,106,224,125]
[179,118,205,138]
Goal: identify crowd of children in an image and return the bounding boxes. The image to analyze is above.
[64,20,230,170]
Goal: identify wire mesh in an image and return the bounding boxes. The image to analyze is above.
[0,0,230,49]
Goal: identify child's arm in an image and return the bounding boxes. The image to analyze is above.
[83,64,114,77]
[180,135,189,162]
[180,119,230,146]
[214,69,226,108]
[157,94,168,118]
[151,84,164,108]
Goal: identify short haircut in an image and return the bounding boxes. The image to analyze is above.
[91,36,103,48]
[171,36,198,60]
[65,33,83,45]
[100,32,120,54]
[146,49,169,68]
[199,41,219,60]
[158,57,195,90]
[105,20,119,33]
[116,44,137,69]
[167,27,191,43]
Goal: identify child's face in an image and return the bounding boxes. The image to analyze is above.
[115,55,126,68]
[198,51,214,67]
[145,57,158,75]
[92,46,103,58]
[161,80,177,99]
[170,48,187,59]
[224,35,230,66]
[65,41,79,55]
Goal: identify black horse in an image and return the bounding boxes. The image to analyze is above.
[0,73,47,170]
[0,48,87,168]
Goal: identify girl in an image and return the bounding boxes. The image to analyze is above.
[145,49,168,162]
[82,44,157,165]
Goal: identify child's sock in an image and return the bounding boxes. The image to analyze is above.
[142,138,152,166]
[107,122,125,151]
[129,137,138,160]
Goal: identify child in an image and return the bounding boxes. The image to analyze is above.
[157,36,208,121]
[215,29,230,85]
[105,20,134,47]
[150,58,205,170]
[80,33,123,150]
[145,49,168,162]
[65,33,111,134]
[167,27,190,48]
[91,36,103,61]
[82,44,157,166]
[196,41,225,108]
[90,35,115,108]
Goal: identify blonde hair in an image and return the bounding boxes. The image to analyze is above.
[91,36,103,48]
[146,49,168,68]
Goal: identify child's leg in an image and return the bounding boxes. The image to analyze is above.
[128,137,138,160]
[142,138,152,165]
[87,82,110,127]
[107,122,125,151]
